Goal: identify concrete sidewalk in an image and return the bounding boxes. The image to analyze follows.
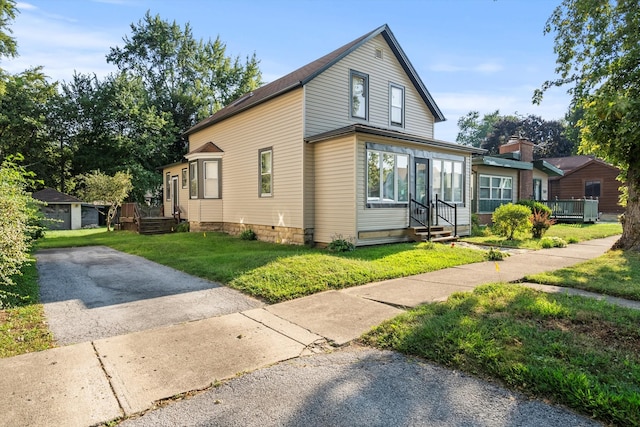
[0,235,624,426]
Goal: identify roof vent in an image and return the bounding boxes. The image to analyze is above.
[375,49,383,59]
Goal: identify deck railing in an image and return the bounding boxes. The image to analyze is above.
[409,198,431,240]
[540,198,599,223]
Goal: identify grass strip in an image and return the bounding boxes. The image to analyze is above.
[525,249,640,301]
[0,259,54,358]
[362,283,640,426]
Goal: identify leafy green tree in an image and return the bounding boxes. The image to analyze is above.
[106,12,262,162]
[0,67,60,188]
[60,72,173,201]
[0,0,17,61]
[456,110,501,148]
[78,170,133,232]
[535,0,640,250]
[0,155,43,296]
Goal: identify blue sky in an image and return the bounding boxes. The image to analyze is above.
[5,0,570,142]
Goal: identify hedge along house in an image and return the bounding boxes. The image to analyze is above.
[471,136,564,225]
[162,24,482,246]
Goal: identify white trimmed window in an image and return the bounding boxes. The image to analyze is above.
[390,84,404,126]
[203,160,219,198]
[479,175,513,201]
[433,159,464,203]
[189,161,198,199]
[367,150,409,203]
[260,148,272,197]
[165,172,171,201]
[350,70,368,120]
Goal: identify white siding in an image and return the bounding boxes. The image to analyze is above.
[162,164,189,219]
[188,89,305,228]
[314,135,357,244]
[305,34,435,139]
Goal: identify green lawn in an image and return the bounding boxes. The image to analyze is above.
[363,283,640,426]
[525,250,640,301]
[463,222,622,249]
[37,229,487,303]
[0,259,55,358]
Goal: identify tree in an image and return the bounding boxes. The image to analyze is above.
[0,155,43,296]
[106,12,262,163]
[456,110,501,148]
[535,0,640,250]
[0,0,17,61]
[78,170,133,232]
[0,68,60,188]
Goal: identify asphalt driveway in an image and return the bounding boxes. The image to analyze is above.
[36,246,264,345]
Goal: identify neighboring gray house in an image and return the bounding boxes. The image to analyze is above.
[33,188,99,230]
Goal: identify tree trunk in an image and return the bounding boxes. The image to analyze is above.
[613,171,640,251]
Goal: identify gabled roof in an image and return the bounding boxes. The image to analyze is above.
[189,141,224,154]
[542,155,618,178]
[33,188,82,204]
[185,24,445,136]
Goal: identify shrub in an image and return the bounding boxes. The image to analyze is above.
[567,236,579,244]
[327,234,355,252]
[492,203,532,240]
[240,229,257,240]
[175,222,190,232]
[530,209,556,239]
[540,236,567,248]
[517,199,552,216]
[485,247,509,261]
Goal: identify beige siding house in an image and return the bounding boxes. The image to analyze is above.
[163,24,481,246]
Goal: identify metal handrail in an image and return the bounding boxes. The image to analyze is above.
[435,194,457,237]
[409,198,431,241]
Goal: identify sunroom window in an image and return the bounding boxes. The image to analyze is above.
[433,159,464,203]
[367,150,408,204]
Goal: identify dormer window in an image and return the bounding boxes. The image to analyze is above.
[350,70,368,120]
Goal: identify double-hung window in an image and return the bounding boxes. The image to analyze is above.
[203,160,219,198]
[189,161,198,199]
[165,172,171,201]
[433,159,464,203]
[350,70,368,120]
[367,150,408,204]
[390,84,404,127]
[260,148,272,197]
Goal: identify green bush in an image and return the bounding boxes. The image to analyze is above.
[517,199,552,216]
[540,236,568,248]
[485,247,509,261]
[240,229,257,240]
[492,203,532,240]
[175,222,190,232]
[327,234,355,252]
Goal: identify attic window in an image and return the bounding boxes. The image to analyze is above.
[375,49,383,59]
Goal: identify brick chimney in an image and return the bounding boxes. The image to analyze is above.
[499,135,534,199]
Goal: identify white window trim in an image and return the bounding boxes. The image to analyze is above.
[189,161,198,199]
[203,160,220,199]
[479,174,513,201]
[433,159,465,204]
[366,149,409,205]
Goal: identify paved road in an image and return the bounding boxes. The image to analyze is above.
[36,246,264,345]
[121,346,601,427]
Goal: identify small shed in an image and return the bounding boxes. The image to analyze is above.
[32,188,99,230]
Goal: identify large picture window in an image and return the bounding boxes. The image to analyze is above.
[585,180,601,198]
[260,148,272,197]
[203,160,219,198]
[350,70,368,120]
[367,150,408,204]
[433,159,464,203]
[478,174,512,212]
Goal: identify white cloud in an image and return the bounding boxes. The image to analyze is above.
[15,2,36,10]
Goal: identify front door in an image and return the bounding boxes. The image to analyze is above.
[171,176,179,215]
[414,158,429,205]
